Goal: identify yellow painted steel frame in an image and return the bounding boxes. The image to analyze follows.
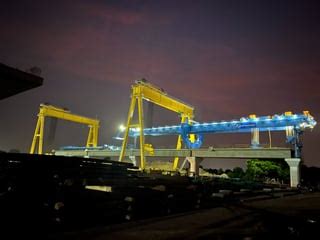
[30,104,99,154]
[119,80,194,170]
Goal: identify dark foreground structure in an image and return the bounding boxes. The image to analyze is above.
[1,152,320,239]
[0,153,221,236]
[0,63,43,100]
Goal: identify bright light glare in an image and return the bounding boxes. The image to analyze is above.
[119,124,126,132]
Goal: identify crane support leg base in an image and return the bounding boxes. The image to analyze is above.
[285,158,301,188]
[187,157,203,177]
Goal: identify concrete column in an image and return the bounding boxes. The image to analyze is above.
[187,157,203,177]
[285,158,301,188]
[251,128,260,148]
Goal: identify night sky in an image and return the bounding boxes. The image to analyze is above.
[0,0,319,168]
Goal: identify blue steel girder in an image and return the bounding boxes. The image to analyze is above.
[128,112,316,149]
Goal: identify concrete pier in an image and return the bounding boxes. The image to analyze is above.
[285,158,301,187]
[186,157,203,176]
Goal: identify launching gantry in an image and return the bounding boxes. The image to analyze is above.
[129,111,316,158]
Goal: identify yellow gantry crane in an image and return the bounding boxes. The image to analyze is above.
[30,104,99,154]
[119,79,195,170]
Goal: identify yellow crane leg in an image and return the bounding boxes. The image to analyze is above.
[86,125,99,147]
[30,116,41,154]
[173,115,187,170]
[94,125,99,147]
[86,125,98,147]
[38,115,45,154]
[119,96,137,162]
[30,114,45,154]
[86,126,93,147]
[137,96,145,170]
[172,115,196,171]
[173,135,182,170]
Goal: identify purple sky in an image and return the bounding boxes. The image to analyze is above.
[0,0,319,168]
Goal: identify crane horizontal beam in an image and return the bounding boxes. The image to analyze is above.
[38,104,99,126]
[132,80,194,118]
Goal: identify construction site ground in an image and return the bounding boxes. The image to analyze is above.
[49,192,320,240]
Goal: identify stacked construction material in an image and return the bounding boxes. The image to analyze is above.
[0,152,287,237]
[0,153,202,233]
[0,153,135,231]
